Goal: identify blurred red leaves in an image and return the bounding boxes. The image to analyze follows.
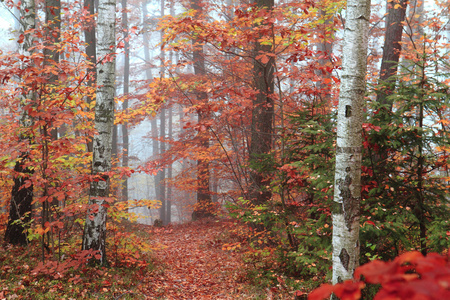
[309,251,450,300]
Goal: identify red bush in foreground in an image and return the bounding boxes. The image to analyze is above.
[308,251,450,300]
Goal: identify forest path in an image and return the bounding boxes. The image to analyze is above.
[138,218,252,299]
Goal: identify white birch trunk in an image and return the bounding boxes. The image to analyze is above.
[331,0,371,284]
[82,0,116,265]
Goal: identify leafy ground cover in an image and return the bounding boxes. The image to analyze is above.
[138,218,257,299]
[0,220,155,299]
[1,218,285,299]
[2,217,448,300]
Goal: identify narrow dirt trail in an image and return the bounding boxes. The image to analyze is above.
[139,219,252,299]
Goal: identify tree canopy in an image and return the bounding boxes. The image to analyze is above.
[0,0,449,298]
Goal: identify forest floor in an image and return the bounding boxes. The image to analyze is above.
[1,218,288,299]
[136,218,263,299]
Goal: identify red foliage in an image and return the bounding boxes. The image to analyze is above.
[31,249,100,279]
[309,251,450,300]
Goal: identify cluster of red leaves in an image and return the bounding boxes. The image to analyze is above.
[31,249,101,279]
[309,251,450,300]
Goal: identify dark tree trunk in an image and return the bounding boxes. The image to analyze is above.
[112,123,118,160]
[84,0,97,153]
[4,0,36,246]
[376,0,407,109]
[315,5,334,104]
[249,0,275,205]
[191,0,212,219]
[5,156,34,246]
[371,1,408,189]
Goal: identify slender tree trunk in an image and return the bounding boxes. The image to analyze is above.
[44,0,61,87]
[211,174,218,203]
[191,0,212,219]
[151,116,160,222]
[121,0,129,202]
[370,0,407,196]
[165,0,176,225]
[44,0,61,180]
[166,105,173,224]
[315,6,334,105]
[159,108,166,224]
[82,0,116,266]
[155,0,167,224]
[331,0,371,286]
[112,123,118,160]
[84,0,97,153]
[416,88,426,255]
[4,0,36,246]
[142,1,153,81]
[142,0,159,221]
[41,0,61,258]
[408,0,424,40]
[249,0,275,206]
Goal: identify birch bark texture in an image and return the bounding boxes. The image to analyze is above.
[82,0,116,265]
[331,0,371,284]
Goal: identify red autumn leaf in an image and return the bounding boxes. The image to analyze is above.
[395,251,423,265]
[255,54,270,64]
[333,280,365,300]
[308,283,336,300]
[354,259,397,284]
[294,290,306,297]
[365,220,376,226]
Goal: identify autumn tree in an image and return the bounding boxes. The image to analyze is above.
[37,0,62,258]
[82,0,116,265]
[331,0,371,285]
[4,0,36,246]
[191,0,212,219]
